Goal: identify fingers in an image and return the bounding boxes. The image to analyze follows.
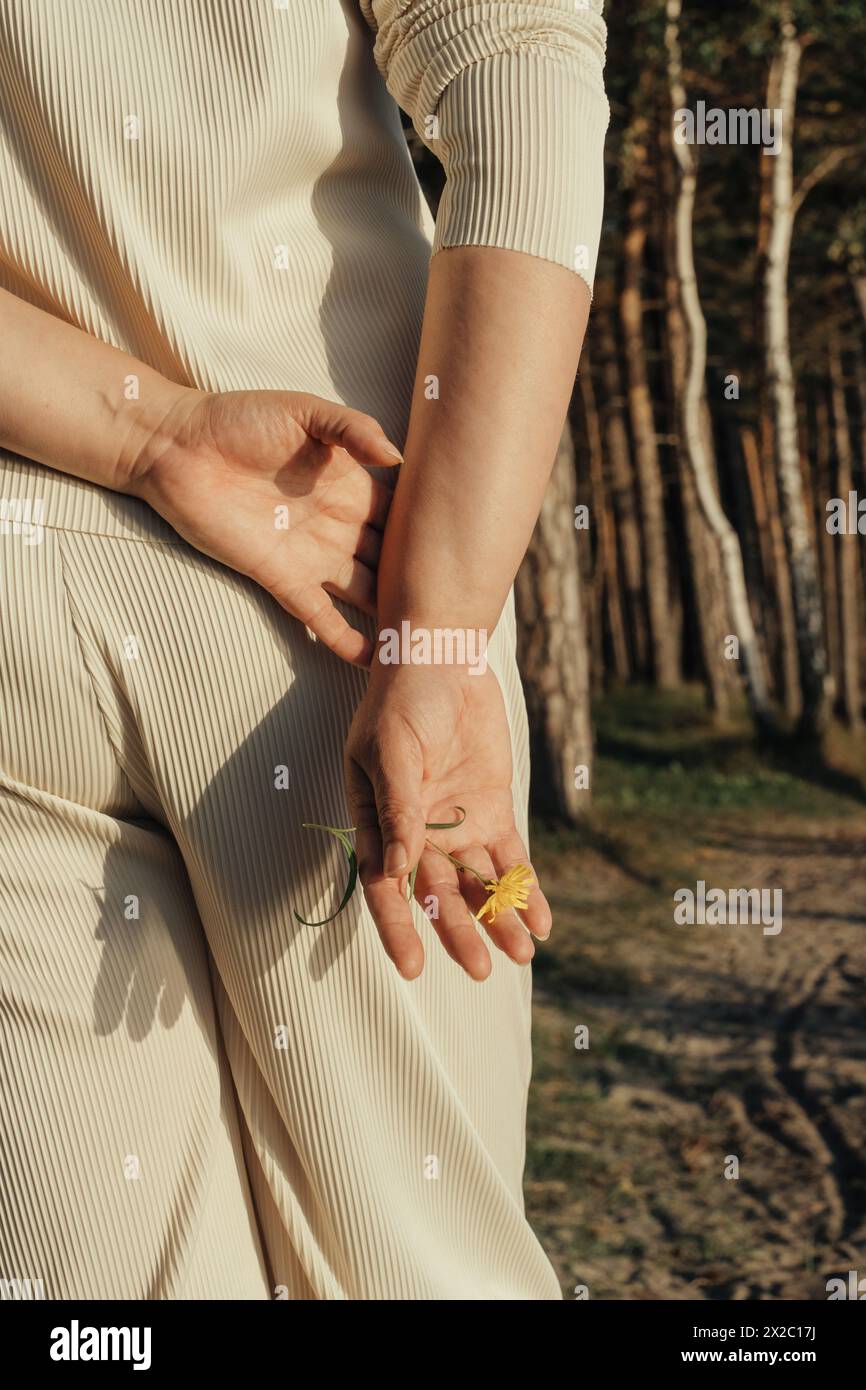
[318,467,393,533]
[436,845,534,968]
[353,523,381,568]
[337,469,392,531]
[345,757,425,979]
[277,583,373,667]
[344,716,426,882]
[489,833,552,940]
[324,558,376,618]
[412,850,492,980]
[303,398,403,471]
[357,828,425,979]
[369,743,426,882]
[365,480,392,532]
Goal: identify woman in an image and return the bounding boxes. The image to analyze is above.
[0,0,607,1299]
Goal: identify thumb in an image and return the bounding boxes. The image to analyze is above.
[303,397,403,470]
[370,731,426,879]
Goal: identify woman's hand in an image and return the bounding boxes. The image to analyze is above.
[130,389,402,666]
[344,662,552,980]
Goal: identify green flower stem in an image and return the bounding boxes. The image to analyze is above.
[423,839,490,887]
[293,823,358,926]
[423,806,466,831]
[407,862,419,903]
[298,808,472,921]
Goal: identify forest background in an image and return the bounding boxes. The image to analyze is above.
[405,0,866,1299]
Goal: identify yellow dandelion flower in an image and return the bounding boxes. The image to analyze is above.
[475,864,535,923]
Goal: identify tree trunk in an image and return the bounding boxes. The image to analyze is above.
[754,41,801,723]
[594,287,649,678]
[659,105,731,717]
[828,338,861,729]
[739,424,778,700]
[764,410,802,719]
[665,0,773,730]
[740,426,775,603]
[571,390,599,692]
[813,390,840,698]
[515,422,593,821]
[578,347,629,685]
[620,103,680,689]
[763,2,831,739]
[857,354,866,700]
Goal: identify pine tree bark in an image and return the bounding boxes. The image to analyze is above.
[740,426,775,605]
[763,2,831,739]
[578,347,629,685]
[754,43,801,723]
[814,391,840,697]
[594,287,649,678]
[620,101,680,689]
[659,107,731,716]
[764,411,802,719]
[828,338,861,729]
[742,424,799,716]
[515,422,593,822]
[665,0,773,729]
[857,355,866,699]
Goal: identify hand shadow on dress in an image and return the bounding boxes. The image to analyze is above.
[86,562,376,1046]
[84,821,200,1044]
[171,578,377,991]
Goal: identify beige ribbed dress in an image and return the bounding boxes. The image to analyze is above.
[0,0,608,1299]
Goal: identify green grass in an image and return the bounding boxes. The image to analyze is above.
[591,684,866,821]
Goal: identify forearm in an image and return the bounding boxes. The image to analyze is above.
[0,288,188,491]
[376,245,590,636]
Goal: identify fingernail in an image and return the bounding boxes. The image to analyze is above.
[382,443,403,462]
[384,842,409,876]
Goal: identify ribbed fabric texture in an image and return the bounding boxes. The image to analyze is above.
[361,0,609,283]
[0,0,607,527]
[0,0,606,1298]
[0,526,556,1299]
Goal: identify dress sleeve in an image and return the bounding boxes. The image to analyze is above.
[358,0,609,291]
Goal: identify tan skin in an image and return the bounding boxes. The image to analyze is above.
[345,247,590,979]
[130,387,398,667]
[345,663,550,981]
[0,247,590,980]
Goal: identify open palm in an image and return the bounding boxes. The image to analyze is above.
[345,664,552,979]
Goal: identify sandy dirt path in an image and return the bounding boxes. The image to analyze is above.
[527,816,866,1299]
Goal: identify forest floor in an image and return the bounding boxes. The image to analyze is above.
[526,687,866,1300]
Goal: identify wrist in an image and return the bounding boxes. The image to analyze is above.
[376,561,504,642]
[371,619,492,681]
[117,378,207,498]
